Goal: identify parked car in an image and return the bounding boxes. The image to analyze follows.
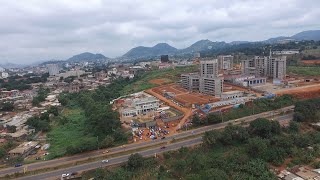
[160,146,166,149]
[161,137,166,139]
[101,159,109,163]
[14,164,22,167]
[35,157,41,160]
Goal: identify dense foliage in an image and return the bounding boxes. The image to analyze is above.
[0,102,14,111]
[0,73,48,91]
[26,112,52,132]
[47,77,138,157]
[32,87,50,106]
[294,98,320,122]
[86,115,320,180]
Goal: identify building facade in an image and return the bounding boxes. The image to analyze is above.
[241,55,286,80]
[180,59,223,96]
[47,64,59,76]
[218,55,233,70]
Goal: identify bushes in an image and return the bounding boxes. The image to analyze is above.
[32,87,50,106]
[294,98,320,122]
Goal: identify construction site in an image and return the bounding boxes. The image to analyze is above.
[113,54,320,143]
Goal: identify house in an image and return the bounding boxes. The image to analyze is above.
[8,141,39,157]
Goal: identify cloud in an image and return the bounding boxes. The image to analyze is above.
[0,0,319,63]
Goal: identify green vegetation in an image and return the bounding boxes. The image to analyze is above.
[0,102,14,112]
[47,108,95,158]
[32,87,50,106]
[303,47,320,57]
[47,78,137,158]
[0,73,48,91]
[84,113,320,180]
[0,140,18,160]
[193,94,294,126]
[294,98,320,122]
[122,65,198,94]
[288,66,320,76]
[26,112,52,132]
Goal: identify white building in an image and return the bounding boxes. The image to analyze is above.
[47,64,60,76]
[0,72,9,79]
[121,97,160,117]
[180,59,223,97]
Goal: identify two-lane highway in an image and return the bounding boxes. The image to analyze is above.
[17,138,202,180]
[0,106,294,179]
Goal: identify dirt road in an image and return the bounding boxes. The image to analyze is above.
[145,88,193,131]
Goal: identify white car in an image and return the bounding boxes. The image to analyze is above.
[61,173,70,178]
[101,159,109,163]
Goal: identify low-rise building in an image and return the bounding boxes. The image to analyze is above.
[221,90,244,100]
[120,96,160,117]
[8,141,39,157]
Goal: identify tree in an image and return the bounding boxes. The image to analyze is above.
[203,131,222,147]
[1,102,14,111]
[127,153,144,171]
[288,121,299,133]
[0,147,6,158]
[246,137,269,159]
[243,159,277,179]
[191,114,202,126]
[6,125,16,133]
[294,98,320,122]
[206,113,222,124]
[201,168,228,180]
[101,135,115,148]
[172,159,187,176]
[220,125,249,145]
[249,118,280,138]
[48,106,59,116]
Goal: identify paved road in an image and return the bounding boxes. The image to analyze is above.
[0,105,294,178]
[18,138,202,180]
[17,112,294,180]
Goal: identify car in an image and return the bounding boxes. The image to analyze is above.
[61,173,70,178]
[43,152,49,156]
[102,150,109,154]
[161,137,166,139]
[101,159,109,163]
[160,146,166,149]
[14,164,22,167]
[35,157,41,160]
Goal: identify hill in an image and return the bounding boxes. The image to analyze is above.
[67,52,108,62]
[291,30,320,41]
[122,43,177,59]
[264,30,320,43]
[178,40,227,54]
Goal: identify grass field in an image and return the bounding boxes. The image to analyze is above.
[122,65,198,94]
[288,66,320,76]
[47,108,96,159]
[303,47,320,56]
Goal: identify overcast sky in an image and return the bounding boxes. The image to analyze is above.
[0,0,319,64]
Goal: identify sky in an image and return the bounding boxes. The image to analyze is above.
[0,0,319,64]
